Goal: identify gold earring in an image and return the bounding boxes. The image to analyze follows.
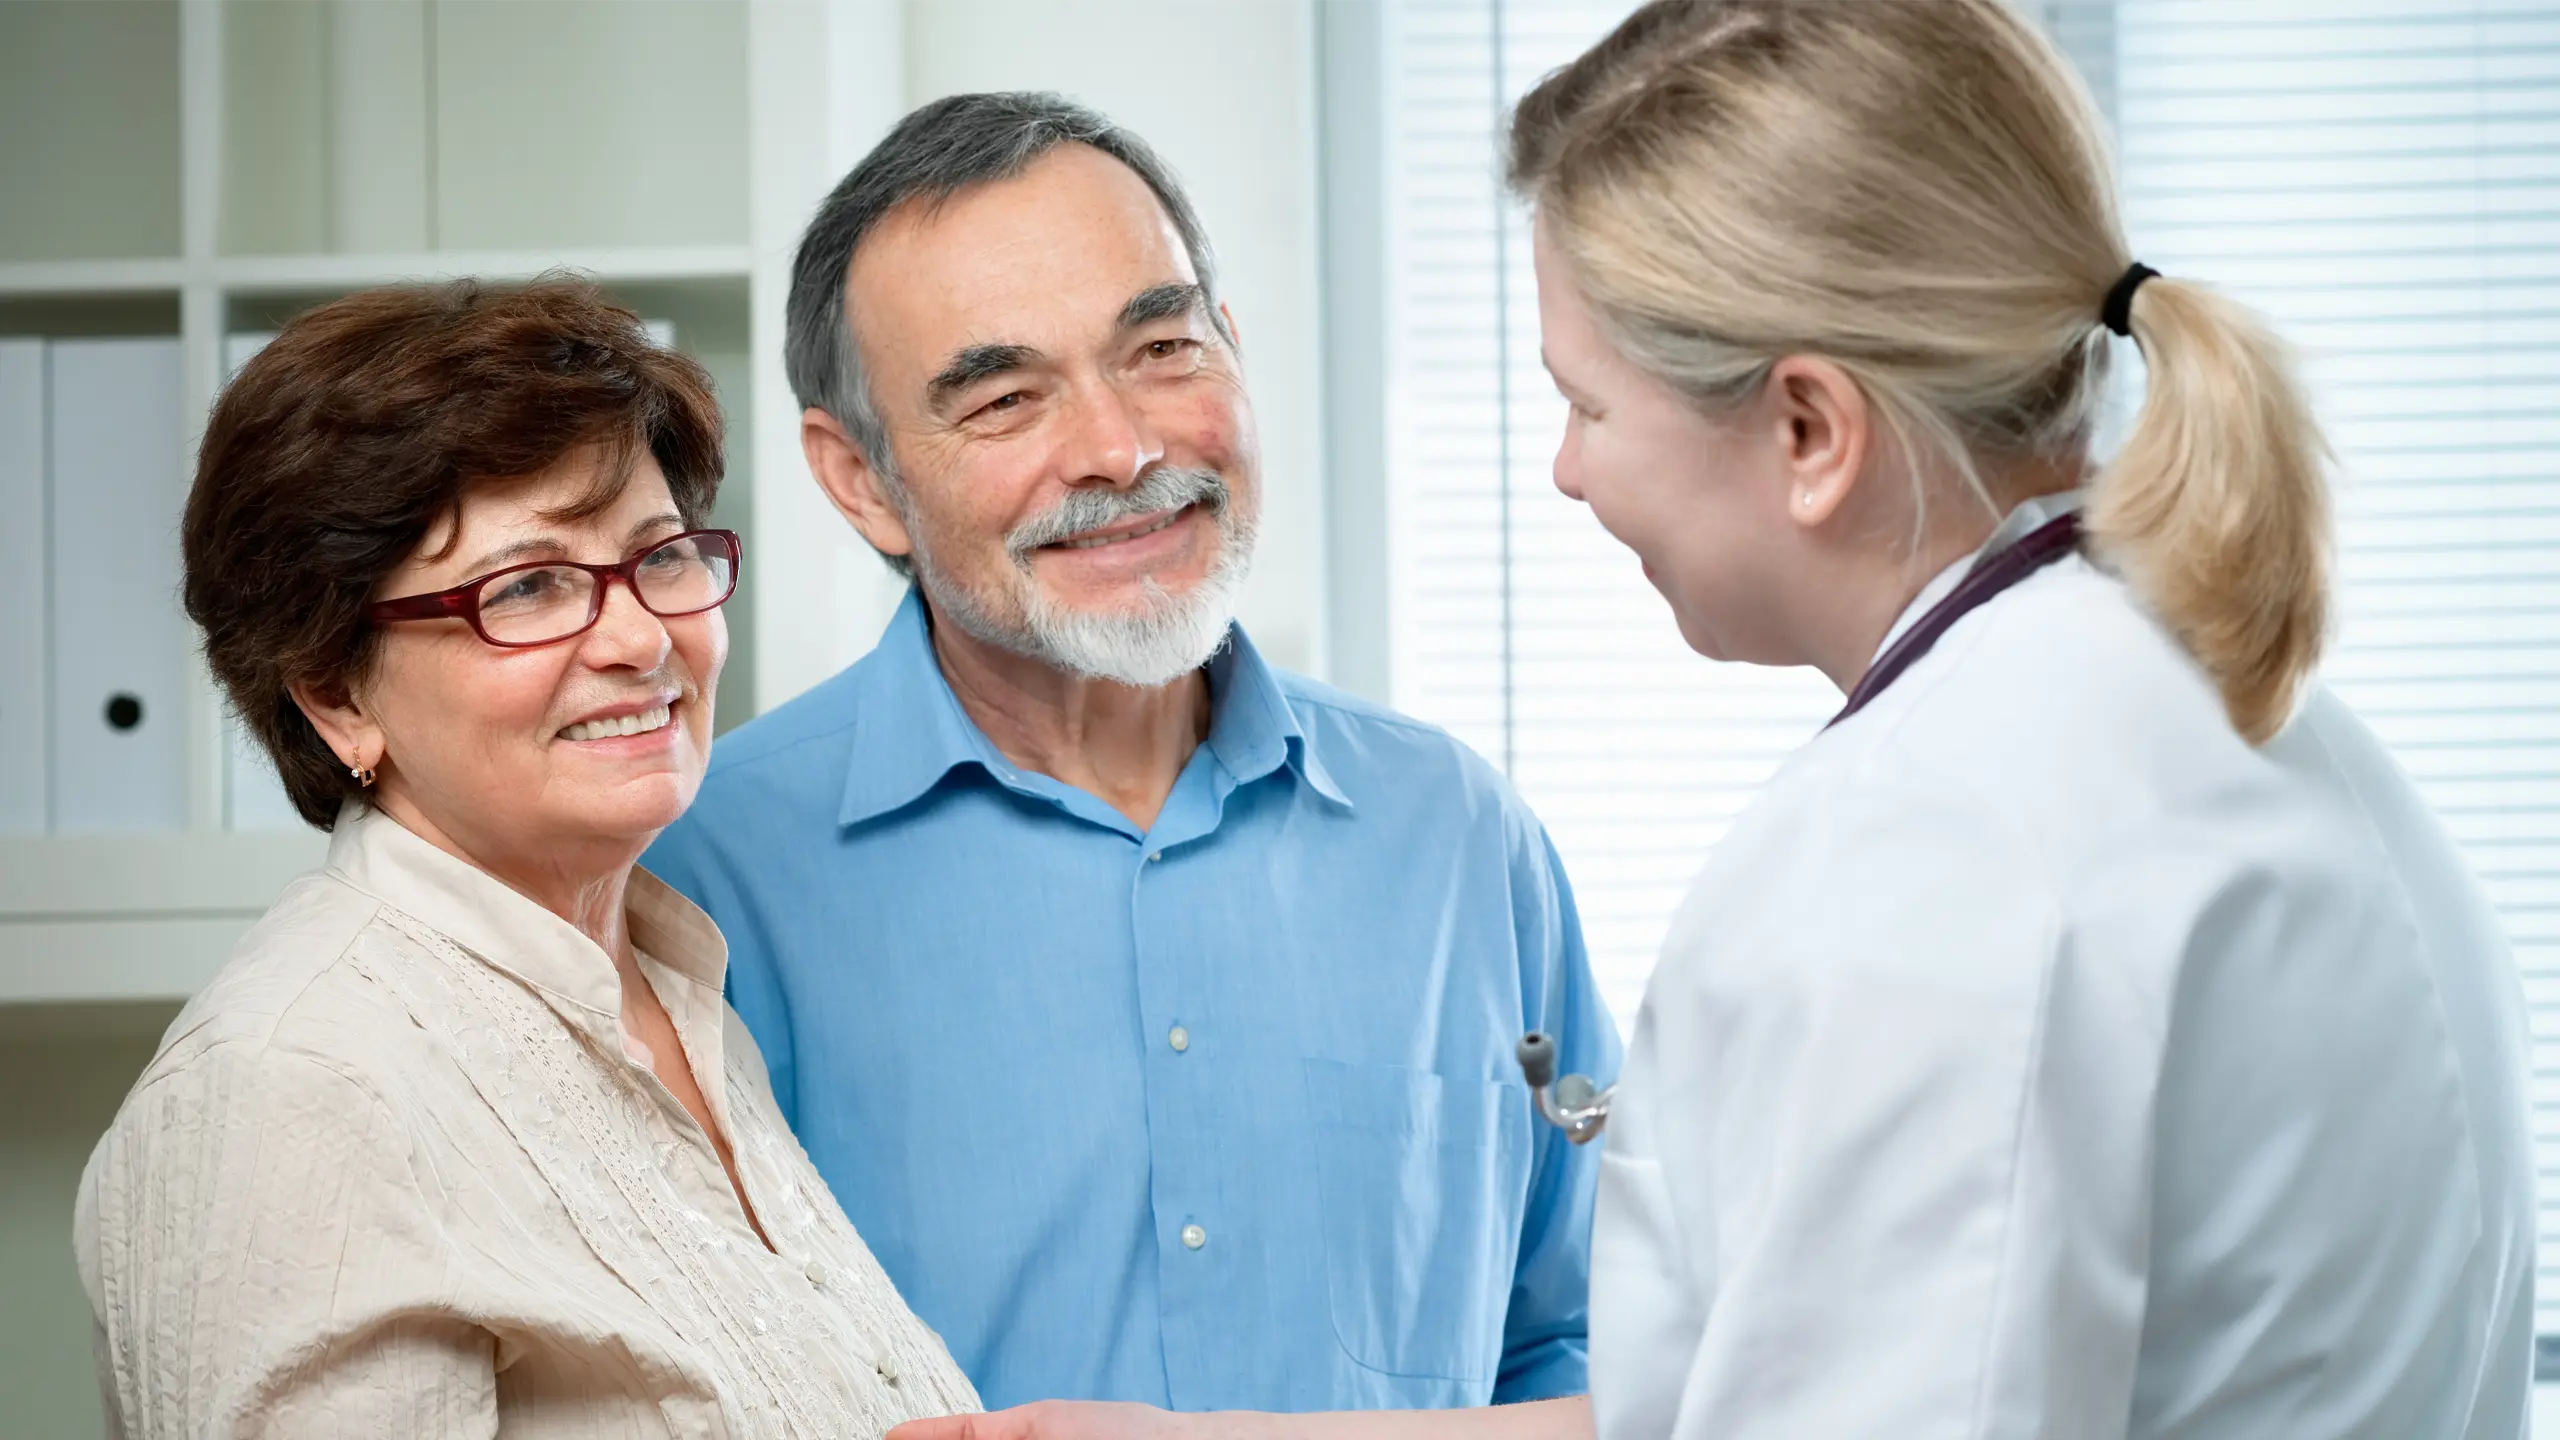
[350,762,376,788]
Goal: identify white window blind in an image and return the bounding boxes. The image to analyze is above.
[2110,0,2560,1353]
[1381,0,2560,1346]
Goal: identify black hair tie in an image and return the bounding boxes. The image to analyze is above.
[2102,262,2158,338]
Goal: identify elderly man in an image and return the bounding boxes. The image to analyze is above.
[645,92,1617,1419]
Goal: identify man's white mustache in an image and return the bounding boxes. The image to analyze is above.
[1006,467,1230,559]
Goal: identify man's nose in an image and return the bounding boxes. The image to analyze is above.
[1059,376,1163,487]
[581,577,675,670]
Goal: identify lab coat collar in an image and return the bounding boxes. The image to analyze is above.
[1872,488,2089,663]
[834,586,1347,830]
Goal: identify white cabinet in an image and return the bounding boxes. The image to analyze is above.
[0,0,905,1003]
[0,2,182,265]
[0,6,1023,1434]
[217,0,750,257]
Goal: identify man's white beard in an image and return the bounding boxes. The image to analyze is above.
[909,467,1257,689]
[1015,553,1247,687]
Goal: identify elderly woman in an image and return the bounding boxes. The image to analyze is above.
[74,279,979,1437]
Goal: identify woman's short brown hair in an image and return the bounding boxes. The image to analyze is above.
[184,276,726,829]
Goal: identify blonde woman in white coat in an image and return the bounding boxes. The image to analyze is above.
[885,6,2533,1440]
[1502,2,2536,1438]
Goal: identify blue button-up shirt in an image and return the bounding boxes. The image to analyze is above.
[645,591,1619,1413]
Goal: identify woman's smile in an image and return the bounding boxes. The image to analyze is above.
[557,696,681,747]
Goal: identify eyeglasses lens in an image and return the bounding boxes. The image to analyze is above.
[470,533,737,645]
[634,533,735,616]
[476,565,598,645]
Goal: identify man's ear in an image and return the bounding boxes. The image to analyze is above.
[289,674,385,779]
[1767,355,1872,529]
[801,407,916,563]
[1217,301,1243,355]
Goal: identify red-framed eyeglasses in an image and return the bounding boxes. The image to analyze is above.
[368,528,743,648]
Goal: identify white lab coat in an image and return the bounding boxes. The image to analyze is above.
[1591,496,2537,1440]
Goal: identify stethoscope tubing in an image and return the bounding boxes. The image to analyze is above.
[1515,513,2084,1147]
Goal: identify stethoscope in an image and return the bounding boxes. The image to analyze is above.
[1516,1031,1614,1144]
[1514,510,2086,1149]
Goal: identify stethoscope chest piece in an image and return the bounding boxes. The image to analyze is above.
[1517,1031,1614,1144]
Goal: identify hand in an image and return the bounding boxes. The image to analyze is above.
[889,1397,1588,1440]
[889,1400,1214,1440]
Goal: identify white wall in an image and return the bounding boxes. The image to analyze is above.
[745,0,915,711]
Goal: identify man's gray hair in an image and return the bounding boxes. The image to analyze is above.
[784,91,1230,577]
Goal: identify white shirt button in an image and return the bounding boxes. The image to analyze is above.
[1168,1025,1191,1053]
[1147,851,1163,863]
[804,1260,829,1288]
[1180,1223,1207,1250]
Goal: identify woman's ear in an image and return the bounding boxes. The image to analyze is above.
[289,674,386,780]
[1768,355,1872,528]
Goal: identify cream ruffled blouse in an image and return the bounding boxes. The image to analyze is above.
[75,804,981,1437]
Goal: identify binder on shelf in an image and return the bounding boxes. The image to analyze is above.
[49,337,188,834]
[221,331,305,832]
[0,339,45,835]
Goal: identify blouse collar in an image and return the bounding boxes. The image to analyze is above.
[323,802,731,1070]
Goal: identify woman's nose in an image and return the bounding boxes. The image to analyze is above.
[581,579,674,669]
[1553,454,1587,502]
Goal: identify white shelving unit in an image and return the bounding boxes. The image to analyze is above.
[0,0,904,1013]
[0,5,909,1428]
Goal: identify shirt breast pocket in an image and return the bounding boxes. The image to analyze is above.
[1302,1057,1532,1383]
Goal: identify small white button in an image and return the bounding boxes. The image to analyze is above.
[1147,851,1163,863]
[1180,1223,1207,1250]
[804,1260,829,1288]
[877,1355,901,1384]
[1168,1025,1191,1053]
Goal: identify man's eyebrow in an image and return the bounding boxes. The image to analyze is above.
[927,343,1042,402]
[1117,283,1206,332]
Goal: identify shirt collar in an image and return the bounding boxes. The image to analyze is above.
[324,802,730,1033]
[1873,487,2088,662]
[1205,621,1353,809]
[837,587,1351,828]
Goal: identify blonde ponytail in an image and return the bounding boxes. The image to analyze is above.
[2095,278,2330,741]
[1509,0,2335,743]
